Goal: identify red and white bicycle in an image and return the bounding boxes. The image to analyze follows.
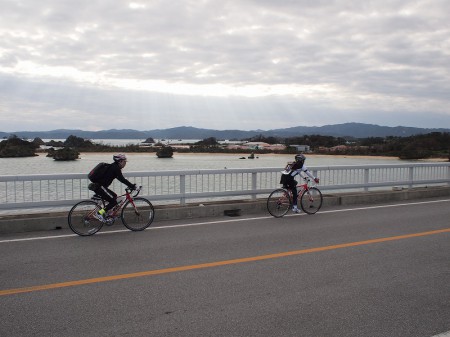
[68,186,154,236]
[267,177,323,217]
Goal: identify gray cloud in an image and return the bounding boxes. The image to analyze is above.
[0,0,449,131]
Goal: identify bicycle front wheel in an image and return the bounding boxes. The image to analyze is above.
[267,188,291,218]
[300,187,323,214]
[121,197,155,231]
[68,200,104,236]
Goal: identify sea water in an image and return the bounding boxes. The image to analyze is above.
[1,151,420,176]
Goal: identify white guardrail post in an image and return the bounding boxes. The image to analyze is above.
[364,168,370,192]
[448,165,450,187]
[251,172,257,200]
[180,174,186,205]
[409,166,414,189]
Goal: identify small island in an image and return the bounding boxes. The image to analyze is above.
[142,137,155,144]
[156,146,174,158]
[47,147,80,161]
[0,135,39,158]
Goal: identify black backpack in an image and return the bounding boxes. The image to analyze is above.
[88,162,111,183]
[279,161,301,185]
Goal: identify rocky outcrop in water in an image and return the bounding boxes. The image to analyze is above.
[0,136,38,158]
[47,147,80,161]
[156,146,174,158]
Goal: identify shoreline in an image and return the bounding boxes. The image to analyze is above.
[75,152,448,162]
[6,152,448,163]
[2,152,448,177]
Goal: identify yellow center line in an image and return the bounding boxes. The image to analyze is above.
[1,228,449,297]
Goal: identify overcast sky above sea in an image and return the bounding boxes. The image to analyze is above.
[1,0,450,132]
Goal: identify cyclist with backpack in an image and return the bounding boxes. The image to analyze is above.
[88,154,136,222]
[280,154,319,213]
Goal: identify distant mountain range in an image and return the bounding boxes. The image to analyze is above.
[1,123,449,140]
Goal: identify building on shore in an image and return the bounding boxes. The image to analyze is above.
[226,142,286,151]
[290,144,311,152]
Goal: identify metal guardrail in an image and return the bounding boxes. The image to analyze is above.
[1,163,449,210]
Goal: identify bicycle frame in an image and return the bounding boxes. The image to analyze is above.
[288,177,316,199]
[94,186,142,219]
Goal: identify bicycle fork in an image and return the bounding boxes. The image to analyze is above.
[305,190,315,202]
[126,196,141,216]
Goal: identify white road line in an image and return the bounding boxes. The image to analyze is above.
[320,198,450,214]
[1,198,449,244]
[433,331,450,337]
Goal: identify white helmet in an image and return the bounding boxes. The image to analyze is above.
[113,153,127,162]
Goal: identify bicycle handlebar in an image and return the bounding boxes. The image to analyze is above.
[126,185,142,197]
[303,177,319,185]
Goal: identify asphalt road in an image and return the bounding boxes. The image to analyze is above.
[1,198,449,337]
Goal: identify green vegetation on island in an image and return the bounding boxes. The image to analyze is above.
[1,132,449,161]
[245,133,450,160]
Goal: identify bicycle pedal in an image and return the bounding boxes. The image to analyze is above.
[104,218,115,226]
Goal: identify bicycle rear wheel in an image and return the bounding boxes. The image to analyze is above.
[267,188,291,218]
[299,187,323,214]
[121,197,155,231]
[68,200,104,236]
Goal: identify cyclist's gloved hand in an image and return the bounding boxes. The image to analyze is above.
[131,184,137,190]
[314,178,320,183]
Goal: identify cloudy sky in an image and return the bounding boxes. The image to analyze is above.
[1,0,450,132]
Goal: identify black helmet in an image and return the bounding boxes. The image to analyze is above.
[294,154,306,165]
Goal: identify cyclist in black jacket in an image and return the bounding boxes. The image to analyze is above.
[88,154,136,222]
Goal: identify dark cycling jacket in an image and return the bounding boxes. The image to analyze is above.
[96,162,134,189]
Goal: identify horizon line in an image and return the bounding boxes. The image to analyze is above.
[2,122,450,134]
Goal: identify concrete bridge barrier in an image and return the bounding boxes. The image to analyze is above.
[1,186,449,234]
